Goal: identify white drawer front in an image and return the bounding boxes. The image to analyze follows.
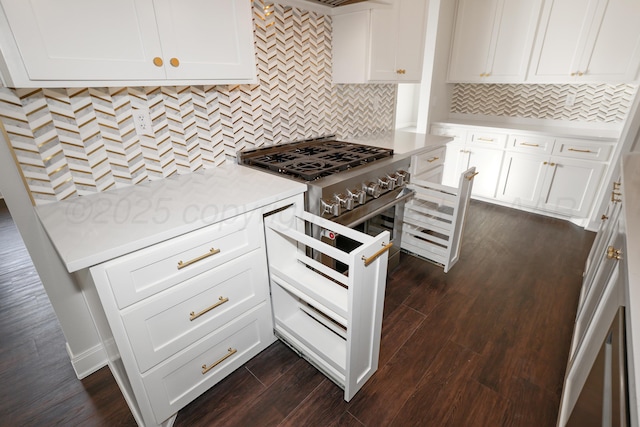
[413,146,446,178]
[142,303,274,424]
[553,138,614,161]
[468,131,508,148]
[430,125,466,143]
[105,212,262,309]
[508,134,555,154]
[122,249,268,372]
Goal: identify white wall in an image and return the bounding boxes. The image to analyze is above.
[0,128,105,378]
[416,0,456,133]
[395,84,420,129]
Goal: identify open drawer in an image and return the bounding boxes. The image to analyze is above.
[263,205,390,401]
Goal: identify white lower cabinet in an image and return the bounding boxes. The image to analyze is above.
[558,181,627,426]
[442,143,505,199]
[434,123,615,222]
[85,194,390,425]
[264,206,389,401]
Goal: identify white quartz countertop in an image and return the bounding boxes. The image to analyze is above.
[36,163,307,273]
[435,118,620,142]
[345,130,451,157]
[623,153,640,419]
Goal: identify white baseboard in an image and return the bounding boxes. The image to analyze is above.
[66,341,108,379]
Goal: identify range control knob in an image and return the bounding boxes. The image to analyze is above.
[320,198,341,217]
[386,173,399,189]
[378,176,394,191]
[334,193,354,211]
[347,188,366,205]
[363,182,382,198]
[395,170,409,186]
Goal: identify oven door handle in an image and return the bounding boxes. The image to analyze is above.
[342,188,414,229]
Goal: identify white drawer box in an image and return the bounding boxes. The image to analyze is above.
[412,146,446,179]
[430,125,467,143]
[508,134,555,154]
[142,302,274,424]
[105,212,262,309]
[468,131,508,148]
[122,249,268,372]
[553,138,614,162]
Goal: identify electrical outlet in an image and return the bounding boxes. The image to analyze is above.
[565,92,577,107]
[133,108,153,136]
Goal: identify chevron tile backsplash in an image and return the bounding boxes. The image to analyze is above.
[0,1,396,205]
[451,83,637,122]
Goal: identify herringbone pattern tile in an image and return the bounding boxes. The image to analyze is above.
[451,83,636,121]
[0,1,396,205]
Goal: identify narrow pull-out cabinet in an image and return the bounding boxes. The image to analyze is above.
[263,202,389,401]
[401,168,476,273]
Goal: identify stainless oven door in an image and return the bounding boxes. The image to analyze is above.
[328,188,414,272]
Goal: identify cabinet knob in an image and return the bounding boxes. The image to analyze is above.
[396,69,406,74]
[153,57,164,67]
[170,57,180,67]
[606,246,622,260]
[543,161,556,166]
[480,73,486,77]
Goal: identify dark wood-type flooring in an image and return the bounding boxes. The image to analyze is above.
[0,198,595,426]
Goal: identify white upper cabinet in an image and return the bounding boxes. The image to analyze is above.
[332,0,427,84]
[447,0,543,83]
[0,0,257,87]
[528,0,640,83]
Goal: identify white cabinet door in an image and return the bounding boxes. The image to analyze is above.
[153,0,255,81]
[442,143,467,188]
[466,146,504,199]
[448,0,498,83]
[529,0,640,82]
[577,0,640,82]
[392,0,428,82]
[539,157,606,217]
[0,0,164,81]
[0,0,256,87]
[333,0,426,83]
[496,152,548,208]
[448,0,542,83]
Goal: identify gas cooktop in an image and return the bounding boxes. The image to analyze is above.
[238,137,394,181]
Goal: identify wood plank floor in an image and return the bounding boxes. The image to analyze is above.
[0,198,595,426]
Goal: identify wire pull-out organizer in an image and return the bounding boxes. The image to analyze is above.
[401,167,477,272]
[263,203,390,401]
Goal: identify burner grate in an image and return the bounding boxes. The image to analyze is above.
[239,137,393,181]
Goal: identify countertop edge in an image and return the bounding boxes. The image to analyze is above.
[36,164,307,273]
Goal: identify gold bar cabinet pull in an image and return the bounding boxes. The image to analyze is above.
[362,242,393,266]
[568,148,593,153]
[202,348,237,375]
[427,156,439,163]
[520,142,539,147]
[190,296,229,321]
[466,171,479,181]
[177,248,221,270]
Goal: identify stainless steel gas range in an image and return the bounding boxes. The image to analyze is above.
[238,136,413,270]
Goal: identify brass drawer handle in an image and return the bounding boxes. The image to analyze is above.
[606,246,622,260]
[543,162,556,166]
[362,242,393,266]
[466,171,479,181]
[568,148,593,153]
[427,156,440,163]
[611,191,622,203]
[177,248,221,270]
[190,296,229,321]
[202,348,237,375]
[520,142,540,147]
[476,137,494,142]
